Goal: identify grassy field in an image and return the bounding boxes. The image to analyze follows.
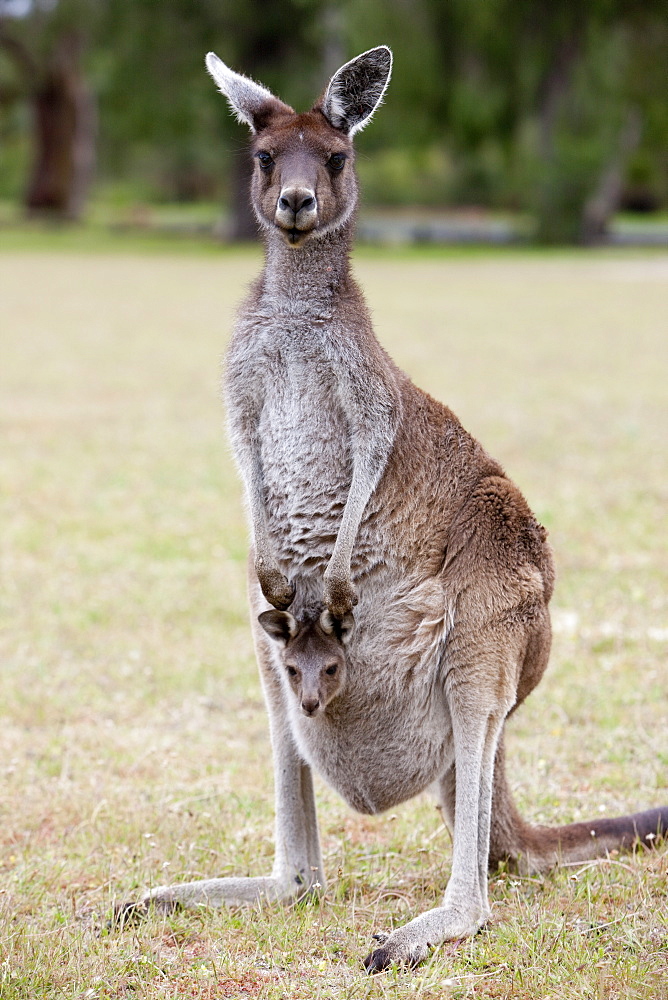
[0,242,666,999]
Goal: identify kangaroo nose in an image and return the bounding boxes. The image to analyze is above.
[301,697,320,716]
[278,190,316,214]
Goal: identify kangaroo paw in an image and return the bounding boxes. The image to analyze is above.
[256,564,295,611]
[363,901,486,973]
[108,900,147,931]
[323,575,358,618]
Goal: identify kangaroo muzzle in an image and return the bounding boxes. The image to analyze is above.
[275,186,318,239]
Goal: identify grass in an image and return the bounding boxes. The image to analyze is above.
[0,240,667,998]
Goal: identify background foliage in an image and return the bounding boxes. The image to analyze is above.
[1,0,667,242]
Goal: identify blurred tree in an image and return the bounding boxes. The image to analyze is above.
[618,14,668,212]
[517,1,636,243]
[421,0,668,242]
[0,0,98,219]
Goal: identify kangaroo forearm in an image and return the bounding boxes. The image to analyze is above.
[323,469,381,616]
[234,440,295,608]
[326,477,375,577]
[235,445,271,556]
[324,417,397,604]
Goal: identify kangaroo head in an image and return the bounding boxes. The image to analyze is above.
[258,608,354,717]
[206,47,392,247]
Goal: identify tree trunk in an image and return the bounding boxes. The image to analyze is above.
[581,108,641,244]
[25,33,96,221]
[537,38,580,164]
[534,37,583,244]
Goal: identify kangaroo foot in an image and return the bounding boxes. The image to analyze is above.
[363,902,487,973]
[109,892,178,932]
[116,874,318,925]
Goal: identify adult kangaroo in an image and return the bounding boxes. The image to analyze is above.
[133,47,667,971]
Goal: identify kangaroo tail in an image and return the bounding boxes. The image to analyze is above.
[489,736,668,874]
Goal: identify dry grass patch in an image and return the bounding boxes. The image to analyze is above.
[0,247,666,999]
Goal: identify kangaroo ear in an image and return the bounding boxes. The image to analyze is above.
[318,46,392,136]
[320,609,355,645]
[258,610,299,646]
[206,52,293,133]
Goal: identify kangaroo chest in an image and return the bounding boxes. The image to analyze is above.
[229,313,358,572]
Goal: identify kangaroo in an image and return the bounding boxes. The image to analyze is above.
[257,608,354,718]
[128,47,667,971]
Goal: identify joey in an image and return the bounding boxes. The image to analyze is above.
[258,608,353,717]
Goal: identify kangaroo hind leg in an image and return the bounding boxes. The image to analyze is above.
[365,625,521,972]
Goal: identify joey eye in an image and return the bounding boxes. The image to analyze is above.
[325,664,338,676]
[327,153,346,172]
[257,151,274,170]
[286,665,297,678]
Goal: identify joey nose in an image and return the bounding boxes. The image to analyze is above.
[301,697,320,716]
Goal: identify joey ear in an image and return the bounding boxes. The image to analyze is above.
[319,45,392,136]
[205,52,293,132]
[258,610,299,646]
[319,609,355,645]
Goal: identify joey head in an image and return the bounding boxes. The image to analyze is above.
[258,609,354,717]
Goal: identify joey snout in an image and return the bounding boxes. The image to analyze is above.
[288,667,332,718]
[300,693,322,717]
[297,659,345,717]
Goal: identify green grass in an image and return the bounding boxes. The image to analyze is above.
[0,243,667,998]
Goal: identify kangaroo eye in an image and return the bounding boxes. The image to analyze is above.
[257,151,274,169]
[325,664,338,676]
[327,153,346,172]
[286,665,297,678]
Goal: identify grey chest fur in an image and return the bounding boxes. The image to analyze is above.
[230,316,357,573]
